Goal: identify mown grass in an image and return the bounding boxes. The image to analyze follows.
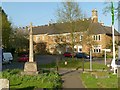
[2,69,62,89]
[39,58,108,70]
[80,71,118,88]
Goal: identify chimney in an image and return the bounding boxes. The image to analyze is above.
[92,9,98,23]
[100,21,104,26]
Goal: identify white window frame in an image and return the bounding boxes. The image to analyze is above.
[80,35,83,41]
[78,45,82,52]
[93,45,101,53]
[93,35,101,41]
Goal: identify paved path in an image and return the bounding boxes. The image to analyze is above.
[58,69,85,88]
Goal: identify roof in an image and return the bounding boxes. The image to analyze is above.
[88,23,120,35]
[32,19,120,36]
[33,19,91,35]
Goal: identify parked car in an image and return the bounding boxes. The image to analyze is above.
[2,52,13,64]
[63,52,75,57]
[18,54,29,62]
[115,58,120,65]
[75,52,90,59]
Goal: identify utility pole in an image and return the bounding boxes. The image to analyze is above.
[105,50,107,65]
[90,48,92,71]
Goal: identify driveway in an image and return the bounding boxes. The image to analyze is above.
[35,55,59,64]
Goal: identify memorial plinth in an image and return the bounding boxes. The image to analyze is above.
[23,62,38,75]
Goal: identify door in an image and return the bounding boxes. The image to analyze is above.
[78,46,82,52]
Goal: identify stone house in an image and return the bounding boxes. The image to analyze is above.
[32,9,120,56]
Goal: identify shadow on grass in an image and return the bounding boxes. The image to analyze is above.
[60,70,79,76]
[10,86,35,90]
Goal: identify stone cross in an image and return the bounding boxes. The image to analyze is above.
[29,23,34,62]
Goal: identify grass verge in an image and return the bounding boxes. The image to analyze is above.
[2,69,62,89]
[80,71,118,88]
[39,58,108,70]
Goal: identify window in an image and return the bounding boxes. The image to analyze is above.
[59,37,62,42]
[80,35,83,41]
[53,38,57,42]
[66,35,69,42]
[36,36,40,42]
[79,48,82,52]
[74,48,77,52]
[98,35,100,40]
[93,35,101,41]
[66,46,69,52]
[78,46,82,52]
[93,45,101,53]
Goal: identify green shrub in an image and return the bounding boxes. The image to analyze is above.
[2,69,62,89]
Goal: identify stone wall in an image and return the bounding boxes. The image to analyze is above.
[33,33,118,55]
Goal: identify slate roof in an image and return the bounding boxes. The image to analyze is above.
[32,19,120,36]
[88,23,120,35]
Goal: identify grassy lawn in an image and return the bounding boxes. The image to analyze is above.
[80,71,118,88]
[1,69,62,89]
[39,58,108,70]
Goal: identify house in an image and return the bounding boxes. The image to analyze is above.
[32,9,120,56]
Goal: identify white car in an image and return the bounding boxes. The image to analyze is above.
[2,52,13,64]
[110,58,120,72]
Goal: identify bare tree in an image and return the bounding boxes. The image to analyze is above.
[103,2,119,19]
[55,1,83,58]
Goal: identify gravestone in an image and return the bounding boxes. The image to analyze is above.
[23,23,38,75]
[0,79,9,90]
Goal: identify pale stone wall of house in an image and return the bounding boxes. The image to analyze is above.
[33,35,36,43]
[96,34,112,49]
[33,33,120,55]
[115,36,120,43]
